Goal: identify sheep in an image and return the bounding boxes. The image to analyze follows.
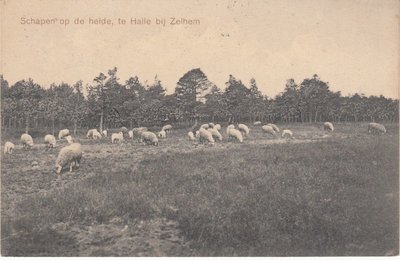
[282,129,294,139]
[253,121,261,125]
[102,130,108,137]
[267,123,280,133]
[208,123,215,128]
[238,124,250,137]
[140,131,159,146]
[199,128,215,145]
[195,130,200,138]
[324,122,334,132]
[55,143,82,174]
[157,130,167,139]
[187,131,196,141]
[207,128,223,141]
[368,122,386,135]
[214,124,221,131]
[21,133,34,149]
[111,132,124,143]
[92,130,102,140]
[4,141,15,154]
[44,134,57,148]
[162,124,172,133]
[262,125,276,136]
[128,130,134,139]
[58,129,70,140]
[120,127,128,133]
[86,128,97,138]
[200,123,209,129]
[132,127,147,138]
[228,129,243,143]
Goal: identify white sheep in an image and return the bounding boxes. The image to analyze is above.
[324,122,334,132]
[111,132,124,143]
[238,124,250,137]
[4,141,15,154]
[162,124,172,133]
[187,131,196,141]
[102,130,108,137]
[214,124,221,131]
[157,130,167,139]
[58,129,70,140]
[208,123,215,128]
[44,134,57,148]
[55,143,82,174]
[228,129,243,143]
[92,130,102,140]
[262,125,276,136]
[199,128,215,145]
[253,121,261,125]
[140,131,159,146]
[368,122,386,135]
[267,123,280,133]
[86,129,97,138]
[128,130,134,139]
[208,128,223,141]
[21,133,34,149]
[282,129,294,139]
[200,123,209,129]
[132,127,147,139]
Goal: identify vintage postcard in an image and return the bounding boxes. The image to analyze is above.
[0,0,399,256]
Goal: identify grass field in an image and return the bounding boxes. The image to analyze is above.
[1,122,398,256]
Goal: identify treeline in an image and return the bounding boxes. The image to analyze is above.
[1,68,398,134]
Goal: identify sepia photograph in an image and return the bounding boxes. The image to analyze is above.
[0,0,399,256]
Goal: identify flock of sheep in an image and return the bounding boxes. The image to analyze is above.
[3,122,387,174]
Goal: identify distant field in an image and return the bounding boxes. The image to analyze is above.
[1,122,398,256]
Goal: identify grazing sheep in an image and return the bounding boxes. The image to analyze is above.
[132,127,147,138]
[44,134,57,148]
[86,128,97,138]
[92,130,102,140]
[200,123,209,129]
[267,123,280,133]
[55,143,82,174]
[208,123,215,128]
[162,124,172,133]
[187,131,196,141]
[253,121,261,125]
[199,128,215,145]
[4,141,15,154]
[282,129,294,139]
[128,130,134,139]
[21,133,34,149]
[238,124,250,137]
[324,122,334,132]
[214,124,221,131]
[120,127,128,133]
[208,128,223,141]
[140,131,159,146]
[368,122,386,135]
[58,129,70,140]
[262,125,276,136]
[111,132,124,143]
[102,130,108,137]
[158,130,167,139]
[228,129,243,143]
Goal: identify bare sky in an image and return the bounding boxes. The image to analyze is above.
[1,0,399,98]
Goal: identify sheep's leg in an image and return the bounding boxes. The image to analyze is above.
[70,163,73,172]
